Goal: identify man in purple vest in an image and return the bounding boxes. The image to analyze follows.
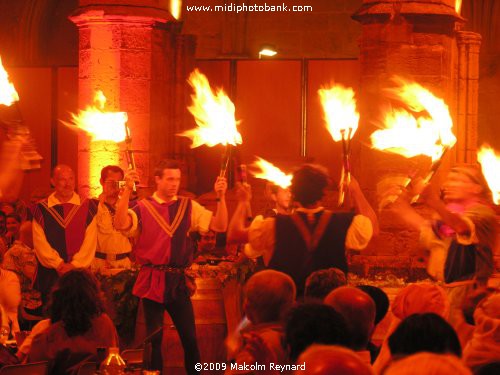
[114,159,228,374]
[32,165,98,305]
[228,164,378,296]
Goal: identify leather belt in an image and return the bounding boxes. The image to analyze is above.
[95,251,130,261]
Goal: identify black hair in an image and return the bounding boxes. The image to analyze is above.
[285,302,350,362]
[290,165,329,206]
[388,313,462,358]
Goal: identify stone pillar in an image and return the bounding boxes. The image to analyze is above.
[351,0,463,260]
[70,1,183,197]
[456,31,481,163]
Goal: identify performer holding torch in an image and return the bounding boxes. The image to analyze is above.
[375,79,497,327]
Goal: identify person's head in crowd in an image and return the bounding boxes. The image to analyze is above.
[463,292,500,371]
[48,268,105,337]
[285,302,349,362]
[5,213,21,240]
[197,230,217,253]
[244,270,296,325]
[266,183,292,214]
[388,313,461,359]
[304,268,347,301]
[392,283,450,321]
[475,361,500,375]
[51,165,76,202]
[296,344,374,375]
[324,286,376,351]
[99,165,124,202]
[0,202,14,216]
[385,352,472,375]
[18,221,33,248]
[0,211,6,235]
[357,285,390,326]
[442,165,493,205]
[290,164,330,208]
[154,159,182,199]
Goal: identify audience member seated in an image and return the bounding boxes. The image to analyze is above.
[303,267,346,302]
[384,352,472,375]
[4,214,21,248]
[2,221,42,326]
[324,286,376,364]
[296,344,373,375]
[388,313,462,361]
[0,251,21,334]
[373,283,450,373]
[357,284,390,362]
[227,270,296,373]
[285,303,349,363]
[463,293,500,372]
[27,269,118,373]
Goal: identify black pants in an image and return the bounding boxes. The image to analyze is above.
[142,296,200,375]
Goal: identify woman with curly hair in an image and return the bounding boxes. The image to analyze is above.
[27,269,118,371]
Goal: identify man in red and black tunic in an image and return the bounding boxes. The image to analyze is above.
[31,165,98,306]
[114,159,227,375]
[229,164,379,297]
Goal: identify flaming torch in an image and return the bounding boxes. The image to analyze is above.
[179,69,242,178]
[251,157,292,189]
[62,90,128,197]
[477,145,500,205]
[370,77,456,204]
[0,56,42,170]
[318,83,359,206]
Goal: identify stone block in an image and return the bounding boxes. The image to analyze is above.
[120,50,152,79]
[119,79,151,113]
[120,26,152,50]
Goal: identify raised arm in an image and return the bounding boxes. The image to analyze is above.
[348,177,380,235]
[114,170,139,230]
[227,183,252,244]
[209,176,228,232]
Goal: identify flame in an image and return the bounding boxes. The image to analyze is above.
[477,145,500,204]
[370,77,456,162]
[252,157,292,189]
[455,0,462,15]
[64,90,128,142]
[180,69,242,148]
[170,0,182,20]
[318,83,359,142]
[0,56,19,106]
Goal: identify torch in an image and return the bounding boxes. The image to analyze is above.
[61,90,128,197]
[318,84,359,206]
[179,69,242,179]
[0,56,43,170]
[477,145,500,205]
[370,77,456,206]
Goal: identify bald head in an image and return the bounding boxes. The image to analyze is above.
[296,345,373,375]
[51,165,76,202]
[324,286,376,350]
[244,270,296,324]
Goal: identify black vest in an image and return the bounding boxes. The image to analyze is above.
[270,210,355,295]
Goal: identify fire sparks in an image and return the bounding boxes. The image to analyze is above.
[0,56,19,106]
[370,77,456,162]
[477,145,500,204]
[180,69,242,148]
[318,83,359,142]
[64,90,128,142]
[251,157,292,189]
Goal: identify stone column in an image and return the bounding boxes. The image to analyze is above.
[351,0,463,263]
[70,1,176,197]
[456,31,481,163]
